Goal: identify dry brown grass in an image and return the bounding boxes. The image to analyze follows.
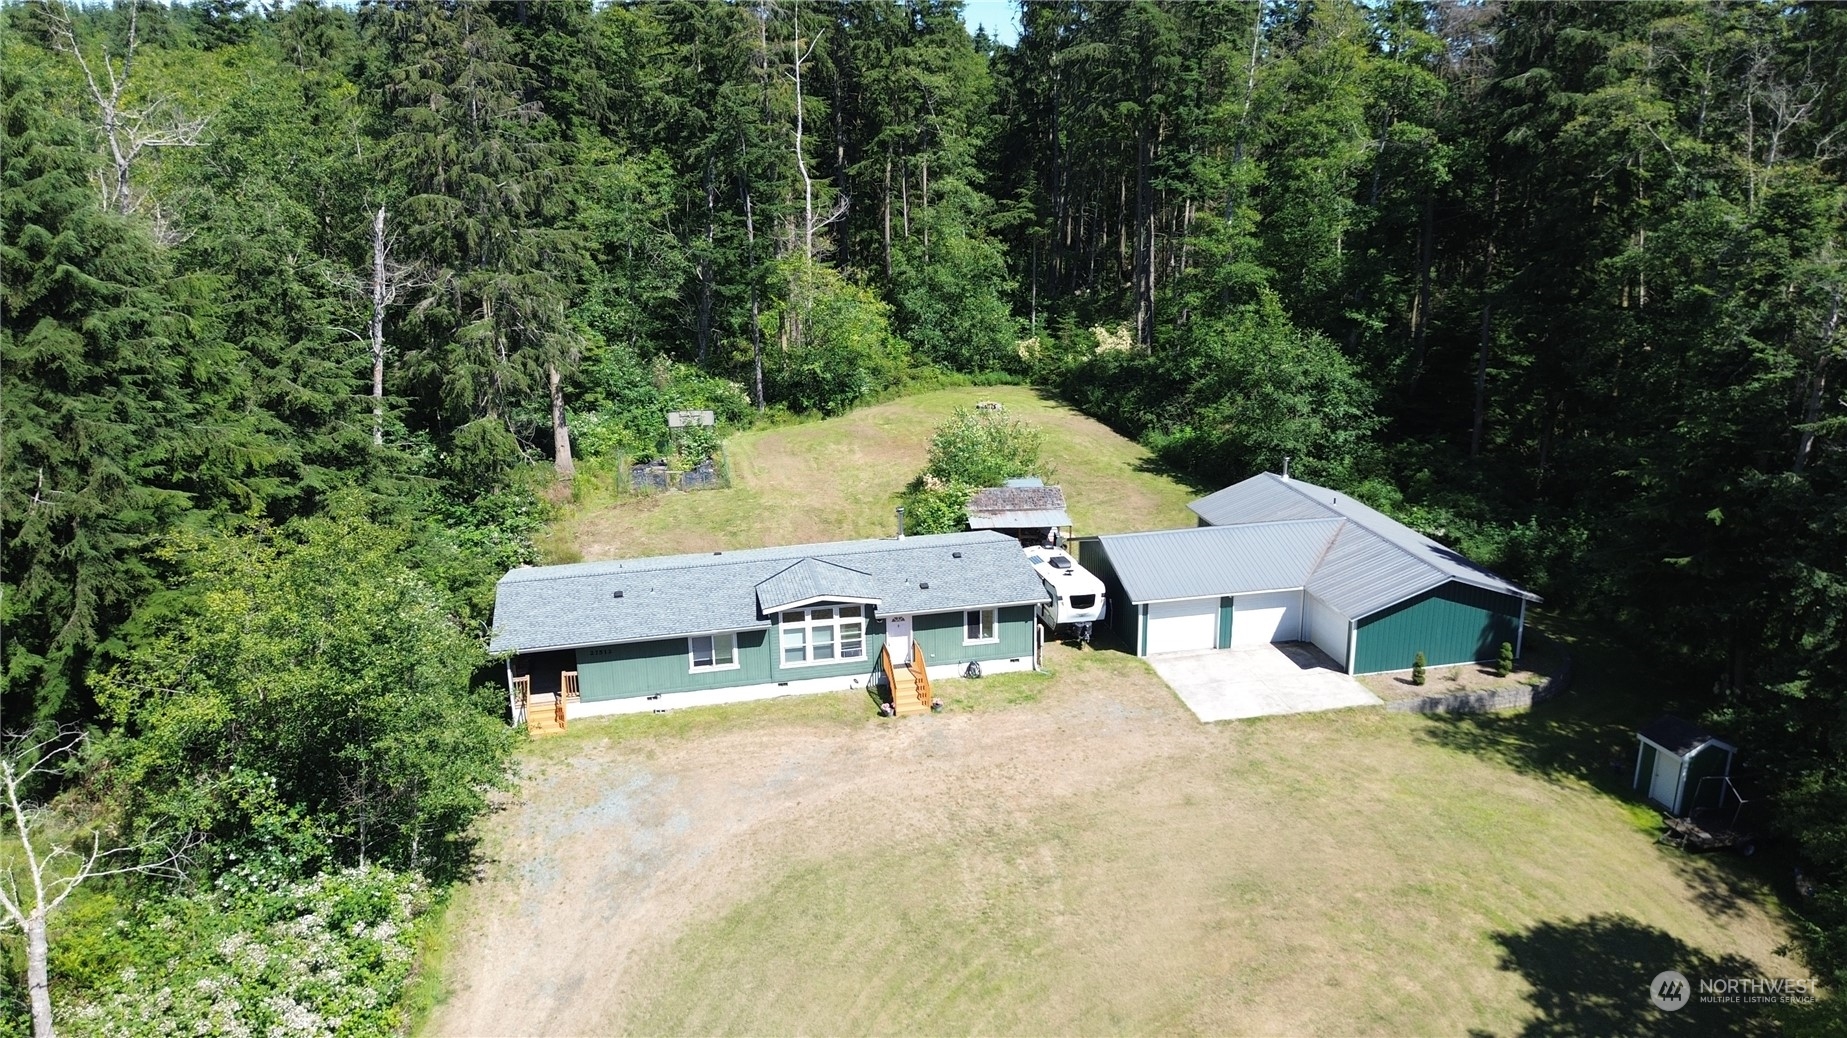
[424,644,1799,1036]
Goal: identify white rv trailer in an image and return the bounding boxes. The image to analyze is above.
[1024,545,1108,640]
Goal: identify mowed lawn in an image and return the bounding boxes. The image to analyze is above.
[425,644,1798,1037]
[543,385,1198,562]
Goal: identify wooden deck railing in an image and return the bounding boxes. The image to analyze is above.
[907,646,933,708]
[879,645,899,700]
[512,675,532,722]
[562,670,580,704]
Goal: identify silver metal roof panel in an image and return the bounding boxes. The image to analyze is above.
[1093,520,1343,603]
[1189,473,1538,608]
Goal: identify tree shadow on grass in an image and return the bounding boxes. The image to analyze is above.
[1416,702,1637,799]
[1666,851,1766,923]
[1489,913,1776,1036]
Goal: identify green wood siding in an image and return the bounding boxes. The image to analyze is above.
[568,605,1035,701]
[577,630,774,701]
[1353,582,1522,674]
[1217,597,1234,649]
[912,606,1034,667]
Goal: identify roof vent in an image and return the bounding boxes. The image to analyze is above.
[713,551,722,555]
[920,581,930,590]
[612,590,624,599]
[952,551,963,559]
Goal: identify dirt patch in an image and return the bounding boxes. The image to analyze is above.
[424,644,1798,1036]
[1358,639,1564,703]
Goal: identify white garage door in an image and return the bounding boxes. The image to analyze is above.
[1146,597,1218,654]
[1231,590,1302,647]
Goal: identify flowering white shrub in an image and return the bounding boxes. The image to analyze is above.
[64,866,429,1038]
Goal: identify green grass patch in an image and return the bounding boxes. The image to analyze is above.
[524,687,881,758]
[401,891,461,1034]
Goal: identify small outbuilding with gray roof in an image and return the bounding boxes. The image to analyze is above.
[1081,472,1539,674]
[490,530,1048,721]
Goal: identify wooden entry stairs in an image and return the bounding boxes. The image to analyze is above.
[515,671,579,737]
[880,644,934,716]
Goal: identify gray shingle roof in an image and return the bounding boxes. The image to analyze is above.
[966,485,1073,530]
[756,558,882,613]
[489,531,1048,654]
[1092,520,1342,602]
[1185,473,1539,615]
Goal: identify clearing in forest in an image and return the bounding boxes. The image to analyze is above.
[423,642,1800,1036]
[542,385,1197,562]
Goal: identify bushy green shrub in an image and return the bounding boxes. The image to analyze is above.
[919,407,1049,489]
[1497,642,1514,677]
[1412,651,1428,686]
[898,406,1051,535]
[901,476,977,535]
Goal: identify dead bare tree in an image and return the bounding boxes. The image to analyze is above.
[43,1,207,218]
[329,208,432,445]
[0,729,187,1038]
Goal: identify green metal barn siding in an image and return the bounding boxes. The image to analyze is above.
[912,606,1035,666]
[1217,597,1234,649]
[1076,538,1140,652]
[577,629,775,701]
[1353,582,1522,674]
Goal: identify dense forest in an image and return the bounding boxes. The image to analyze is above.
[1,0,1844,1031]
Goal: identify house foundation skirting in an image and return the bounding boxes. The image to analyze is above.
[564,655,1034,719]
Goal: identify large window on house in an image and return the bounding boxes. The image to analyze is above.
[688,632,738,671]
[964,608,998,644]
[780,605,865,665]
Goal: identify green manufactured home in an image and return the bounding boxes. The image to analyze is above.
[1083,473,1537,674]
[489,531,1046,722]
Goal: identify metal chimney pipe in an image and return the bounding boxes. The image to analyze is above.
[1282,455,1291,481]
[896,506,905,539]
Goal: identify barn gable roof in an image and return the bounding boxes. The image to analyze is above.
[1185,473,1539,615]
[490,531,1047,654]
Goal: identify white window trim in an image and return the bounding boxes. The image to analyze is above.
[688,632,741,672]
[963,608,999,645]
[778,605,868,668]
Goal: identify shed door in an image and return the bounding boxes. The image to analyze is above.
[1146,598,1218,654]
[1649,750,1682,813]
[1232,591,1302,647]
